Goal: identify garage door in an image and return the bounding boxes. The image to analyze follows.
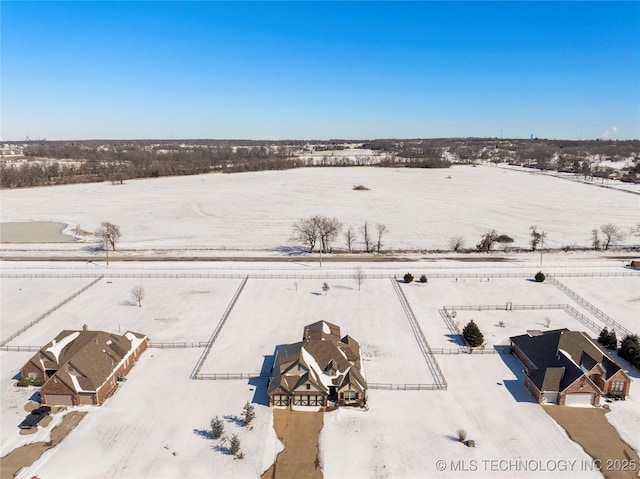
[79,394,94,405]
[565,393,594,406]
[542,392,558,404]
[45,394,74,406]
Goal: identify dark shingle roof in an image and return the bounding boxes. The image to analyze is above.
[510,328,626,392]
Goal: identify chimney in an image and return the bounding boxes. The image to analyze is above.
[82,324,88,331]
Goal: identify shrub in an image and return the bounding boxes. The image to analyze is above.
[419,274,428,283]
[211,416,224,439]
[534,271,545,282]
[353,184,370,191]
[17,378,31,387]
[403,273,414,283]
[598,327,618,349]
[230,434,241,457]
[619,334,640,369]
[242,401,255,427]
[456,429,467,442]
[463,320,484,347]
[31,377,45,387]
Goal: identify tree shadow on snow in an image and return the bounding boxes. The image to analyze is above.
[445,334,465,346]
[193,428,214,440]
[311,292,322,296]
[119,300,138,307]
[82,244,104,253]
[213,444,232,455]
[272,245,309,257]
[224,415,243,426]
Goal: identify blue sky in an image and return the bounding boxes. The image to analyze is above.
[2,1,639,140]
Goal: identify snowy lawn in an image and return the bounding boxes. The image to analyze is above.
[204,278,439,384]
[3,278,244,347]
[554,276,640,335]
[321,353,602,478]
[1,166,638,252]
[0,278,94,341]
[400,278,585,349]
[5,348,281,479]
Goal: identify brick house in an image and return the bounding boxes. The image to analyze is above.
[268,321,367,408]
[510,329,631,406]
[21,326,147,406]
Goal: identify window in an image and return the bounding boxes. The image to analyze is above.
[343,391,357,402]
[610,381,625,393]
[306,384,311,390]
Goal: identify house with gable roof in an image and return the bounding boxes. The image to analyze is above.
[268,320,367,408]
[510,329,631,406]
[20,325,147,406]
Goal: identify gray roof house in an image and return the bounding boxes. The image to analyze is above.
[510,329,631,406]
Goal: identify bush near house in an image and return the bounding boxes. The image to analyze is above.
[619,334,640,369]
[598,327,618,349]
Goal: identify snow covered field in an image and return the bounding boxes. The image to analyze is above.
[204,278,438,384]
[1,165,638,252]
[1,166,639,478]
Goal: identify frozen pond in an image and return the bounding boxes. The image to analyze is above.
[0,222,76,243]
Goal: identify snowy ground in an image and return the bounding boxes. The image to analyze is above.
[1,262,638,479]
[1,165,638,253]
[204,278,437,384]
[1,166,638,478]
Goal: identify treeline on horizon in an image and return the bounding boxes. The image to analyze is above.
[1,138,638,189]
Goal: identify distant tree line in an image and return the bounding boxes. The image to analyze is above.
[1,138,638,189]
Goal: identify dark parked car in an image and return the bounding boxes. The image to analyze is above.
[19,405,51,429]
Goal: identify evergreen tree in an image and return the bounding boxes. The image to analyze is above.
[463,320,484,347]
[619,335,640,368]
[211,416,224,439]
[241,401,255,426]
[403,273,414,283]
[606,330,618,349]
[598,327,610,345]
[230,434,241,457]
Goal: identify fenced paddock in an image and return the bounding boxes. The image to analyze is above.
[0,277,101,343]
[198,278,443,385]
[1,278,245,348]
[550,275,639,335]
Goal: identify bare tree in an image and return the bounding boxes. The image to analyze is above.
[317,216,342,253]
[529,226,547,251]
[448,235,465,252]
[353,265,365,291]
[322,282,330,295]
[600,223,625,250]
[95,221,121,251]
[590,228,601,250]
[130,286,145,307]
[477,230,513,253]
[344,226,356,253]
[361,221,371,253]
[375,223,388,253]
[292,217,318,253]
[292,215,342,253]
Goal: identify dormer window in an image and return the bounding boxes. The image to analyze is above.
[306,384,311,390]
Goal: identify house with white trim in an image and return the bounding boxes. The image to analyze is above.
[268,321,367,408]
[20,325,147,406]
